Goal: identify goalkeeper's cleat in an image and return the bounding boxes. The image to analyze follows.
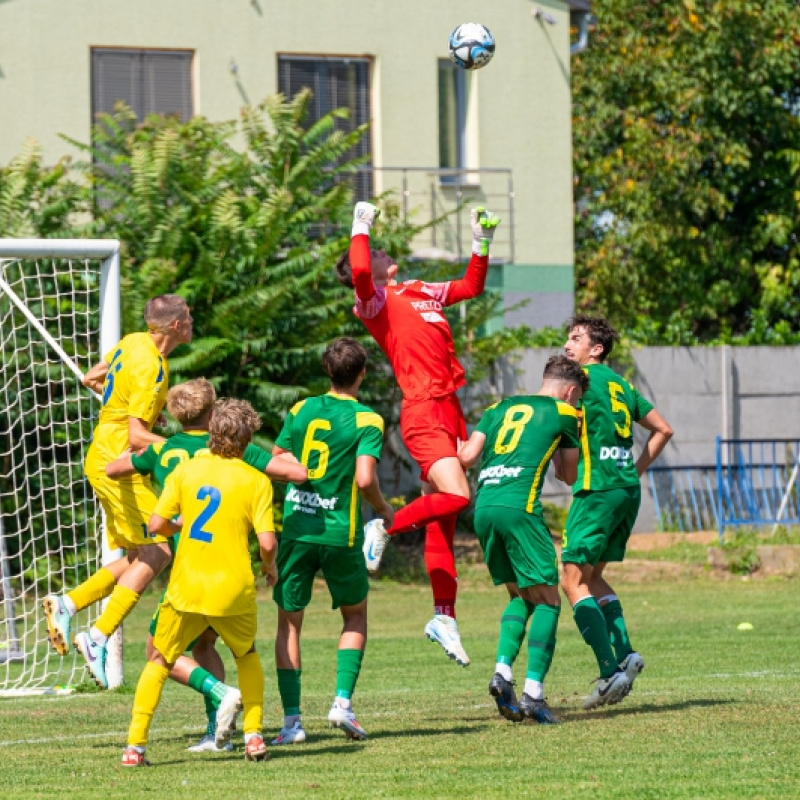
[121,746,151,767]
[328,701,368,741]
[488,672,523,722]
[363,518,390,573]
[582,668,629,710]
[424,614,470,667]
[74,632,108,689]
[609,651,645,704]
[244,734,269,762]
[42,595,73,657]
[353,201,380,229]
[271,719,306,745]
[214,688,243,749]
[519,694,561,725]
[187,734,233,753]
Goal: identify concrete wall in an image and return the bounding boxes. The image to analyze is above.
[0,0,575,318]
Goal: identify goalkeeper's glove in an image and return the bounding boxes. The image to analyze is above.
[352,201,380,237]
[471,206,501,256]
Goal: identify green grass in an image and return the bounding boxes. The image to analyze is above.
[1,568,799,799]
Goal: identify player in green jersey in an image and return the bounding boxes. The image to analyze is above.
[269,338,393,744]
[459,355,588,725]
[105,378,306,751]
[562,316,673,709]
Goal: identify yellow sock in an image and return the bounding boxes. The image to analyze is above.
[67,568,116,612]
[128,662,169,747]
[94,585,140,638]
[235,651,264,735]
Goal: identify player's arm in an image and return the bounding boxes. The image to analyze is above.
[82,359,109,394]
[149,513,181,537]
[350,202,380,302]
[635,408,674,476]
[128,416,165,450]
[258,531,278,587]
[442,207,501,305]
[458,430,487,470]
[554,447,579,485]
[105,451,136,479]
[269,446,308,484]
[355,454,394,528]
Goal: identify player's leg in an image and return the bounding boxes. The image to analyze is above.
[271,539,316,745]
[124,603,205,766]
[323,544,370,740]
[560,490,629,709]
[215,612,265,761]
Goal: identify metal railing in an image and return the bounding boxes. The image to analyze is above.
[648,465,719,533]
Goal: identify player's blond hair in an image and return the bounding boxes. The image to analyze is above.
[209,398,262,459]
[166,378,216,426]
[144,294,189,333]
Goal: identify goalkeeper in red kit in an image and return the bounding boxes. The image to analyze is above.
[335,201,500,666]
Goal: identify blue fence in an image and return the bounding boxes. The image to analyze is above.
[648,465,719,533]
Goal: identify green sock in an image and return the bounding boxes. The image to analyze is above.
[204,695,216,737]
[335,649,364,700]
[601,598,633,663]
[276,668,302,716]
[574,596,618,678]
[187,667,226,706]
[496,596,535,667]
[526,604,559,682]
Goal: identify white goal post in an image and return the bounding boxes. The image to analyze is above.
[0,239,123,696]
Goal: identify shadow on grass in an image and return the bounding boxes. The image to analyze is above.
[558,696,736,722]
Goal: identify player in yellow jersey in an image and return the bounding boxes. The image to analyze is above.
[42,294,193,689]
[122,398,277,766]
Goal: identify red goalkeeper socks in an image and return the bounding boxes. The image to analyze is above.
[387,493,469,535]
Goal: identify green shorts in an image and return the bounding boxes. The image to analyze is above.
[474,505,558,588]
[561,486,641,566]
[273,538,369,613]
[149,592,210,651]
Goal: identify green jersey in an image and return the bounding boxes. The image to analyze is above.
[474,395,580,515]
[575,362,653,493]
[131,430,272,491]
[275,392,384,548]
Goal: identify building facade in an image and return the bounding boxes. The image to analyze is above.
[0,0,586,327]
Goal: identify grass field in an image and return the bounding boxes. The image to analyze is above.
[1,566,799,799]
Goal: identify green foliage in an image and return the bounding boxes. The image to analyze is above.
[721,531,762,575]
[573,0,800,343]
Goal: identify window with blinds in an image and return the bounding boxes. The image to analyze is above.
[278,56,373,201]
[91,48,194,123]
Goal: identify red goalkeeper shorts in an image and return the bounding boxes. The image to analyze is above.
[400,393,467,482]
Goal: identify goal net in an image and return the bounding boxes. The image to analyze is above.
[0,240,122,696]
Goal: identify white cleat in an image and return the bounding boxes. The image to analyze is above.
[271,719,307,745]
[328,702,368,740]
[187,734,233,752]
[583,668,629,710]
[609,651,645,704]
[363,519,391,573]
[214,689,243,749]
[424,614,470,667]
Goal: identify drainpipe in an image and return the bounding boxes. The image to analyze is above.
[570,11,595,56]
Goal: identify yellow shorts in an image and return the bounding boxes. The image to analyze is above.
[152,599,257,663]
[85,466,167,550]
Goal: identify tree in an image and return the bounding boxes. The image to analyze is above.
[572,0,800,343]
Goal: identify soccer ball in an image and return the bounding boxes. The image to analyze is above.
[448,23,495,70]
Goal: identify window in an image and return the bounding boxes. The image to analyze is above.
[91,48,193,123]
[278,56,372,200]
[438,60,467,178]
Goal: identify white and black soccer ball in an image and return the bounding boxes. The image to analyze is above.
[448,22,495,70]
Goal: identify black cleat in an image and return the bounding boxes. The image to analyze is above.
[520,693,561,725]
[488,673,524,722]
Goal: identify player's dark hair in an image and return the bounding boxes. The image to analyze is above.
[144,294,189,331]
[209,398,261,459]
[335,250,354,289]
[322,337,367,389]
[543,355,590,394]
[566,315,620,362]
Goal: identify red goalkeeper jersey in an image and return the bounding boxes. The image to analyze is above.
[350,234,489,403]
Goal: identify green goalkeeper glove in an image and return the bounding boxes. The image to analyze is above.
[471,206,501,256]
[352,201,381,237]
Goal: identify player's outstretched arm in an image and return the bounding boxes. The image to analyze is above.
[105,451,137,479]
[258,532,278,587]
[458,430,486,470]
[149,513,181,538]
[444,207,501,305]
[128,416,165,450]
[82,359,109,394]
[350,202,380,302]
[355,454,394,528]
[266,450,308,484]
[635,408,674,476]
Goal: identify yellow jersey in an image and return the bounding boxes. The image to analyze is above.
[155,453,274,616]
[88,332,169,465]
